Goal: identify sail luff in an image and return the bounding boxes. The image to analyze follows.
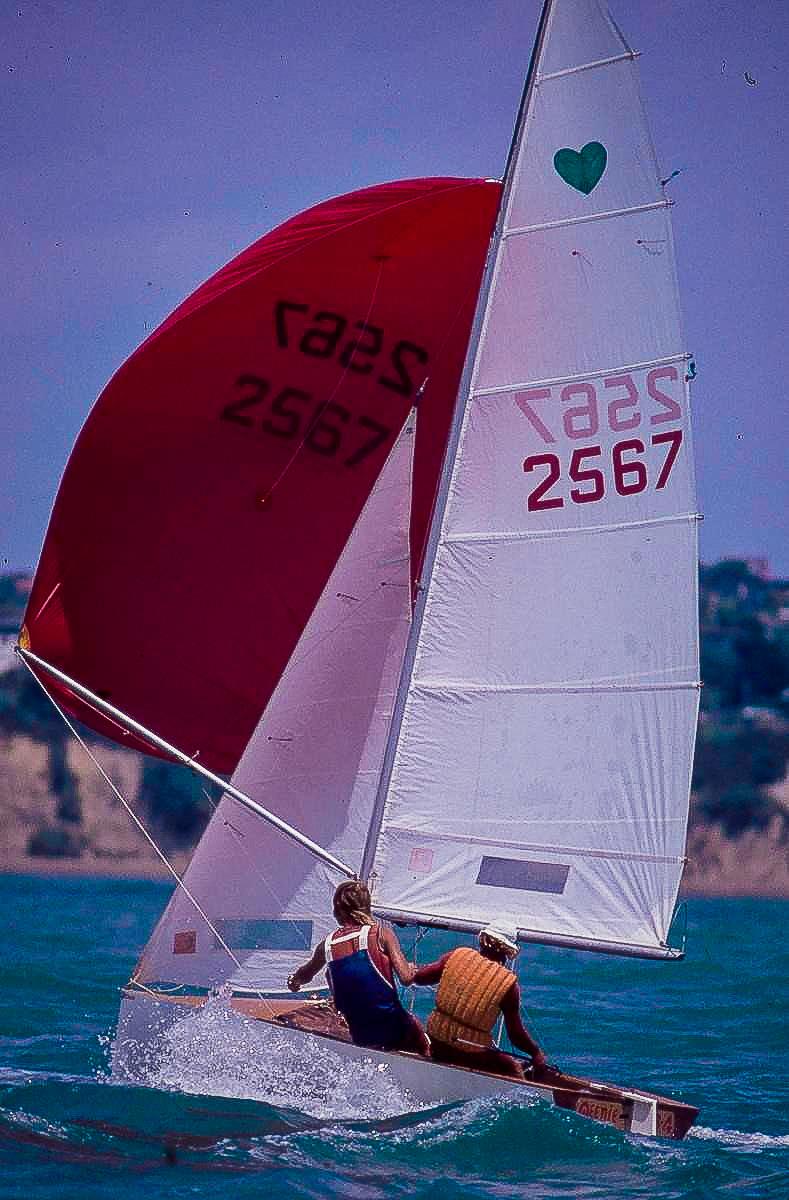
[360,0,557,885]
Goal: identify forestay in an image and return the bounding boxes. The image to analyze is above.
[135,416,416,994]
[366,0,699,956]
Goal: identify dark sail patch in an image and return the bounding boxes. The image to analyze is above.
[476,857,570,894]
[212,919,313,951]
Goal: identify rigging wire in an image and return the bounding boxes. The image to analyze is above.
[18,653,277,1018]
[400,923,428,1013]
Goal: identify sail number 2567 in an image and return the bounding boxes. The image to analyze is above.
[517,365,685,510]
[524,432,682,510]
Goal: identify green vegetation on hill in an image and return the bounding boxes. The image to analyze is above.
[0,561,787,858]
[692,560,789,838]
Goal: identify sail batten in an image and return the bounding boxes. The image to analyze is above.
[413,681,700,695]
[505,197,669,236]
[473,352,692,396]
[374,828,686,865]
[538,50,638,81]
[445,513,701,545]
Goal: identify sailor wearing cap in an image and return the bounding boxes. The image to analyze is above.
[412,919,548,1078]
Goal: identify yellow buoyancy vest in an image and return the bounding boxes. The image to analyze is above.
[427,947,516,1050]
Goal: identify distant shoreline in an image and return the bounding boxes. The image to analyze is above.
[0,851,191,884]
[2,730,787,899]
[2,853,787,900]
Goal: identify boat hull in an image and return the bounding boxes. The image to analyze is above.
[114,987,698,1139]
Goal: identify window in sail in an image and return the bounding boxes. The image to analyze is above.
[476,858,570,895]
[210,919,313,951]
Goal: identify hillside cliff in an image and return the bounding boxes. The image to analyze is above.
[1,560,787,893]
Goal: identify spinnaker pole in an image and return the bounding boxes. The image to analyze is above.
[16,646,356,879]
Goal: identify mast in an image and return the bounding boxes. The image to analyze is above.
[17,646,356,879]
[361,0,555,884]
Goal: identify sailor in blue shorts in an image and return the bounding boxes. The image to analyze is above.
[287,880,429,1055]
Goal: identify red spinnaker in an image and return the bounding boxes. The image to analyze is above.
[24,177,501,772]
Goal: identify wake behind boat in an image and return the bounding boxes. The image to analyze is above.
[18,0,701,1140]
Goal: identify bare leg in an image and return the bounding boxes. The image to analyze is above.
[429,1039,524,1078]
[399,1012,430,1057]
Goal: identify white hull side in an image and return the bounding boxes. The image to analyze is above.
[113,990,528,1107]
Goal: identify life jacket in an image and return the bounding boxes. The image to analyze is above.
[427,946,516,1050]
[324,923,413,1052]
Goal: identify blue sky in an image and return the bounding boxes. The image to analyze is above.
[2,0,787,575]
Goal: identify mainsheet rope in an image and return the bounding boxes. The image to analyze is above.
[19,654,277,1018]
[400,923,428,1014]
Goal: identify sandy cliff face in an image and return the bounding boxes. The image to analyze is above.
[0,735,190,878]
[681,822,789,898]
[1,734,787,894]
[681,784,789,898]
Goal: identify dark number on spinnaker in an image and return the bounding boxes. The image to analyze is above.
[274,300,428,397]
[221,374,391,468]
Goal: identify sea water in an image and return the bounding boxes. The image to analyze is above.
[0,875,786,1199]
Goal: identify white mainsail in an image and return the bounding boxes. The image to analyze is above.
[365,0,699,957]
[134,415,416,994]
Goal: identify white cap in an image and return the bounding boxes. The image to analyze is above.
[479,920,519,955]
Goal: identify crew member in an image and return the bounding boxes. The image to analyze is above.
[413,919,547,1078]
[286,880,429,1055]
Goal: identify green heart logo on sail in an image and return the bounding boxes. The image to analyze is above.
[553,142,607,194]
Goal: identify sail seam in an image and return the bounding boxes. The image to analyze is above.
[443,512,702,545]
[412,680,700,695]
[472,352,691,396]
[537,50,639,82]
[380,828,685,865]
[503,199,669,238]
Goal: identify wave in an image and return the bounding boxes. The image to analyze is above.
[3,1071,788,1200]
[111,992,432,1121]
[690,1125,789,1151]
[3,991,787,1197]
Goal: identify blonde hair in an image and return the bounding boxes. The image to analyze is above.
[333,880,374,927]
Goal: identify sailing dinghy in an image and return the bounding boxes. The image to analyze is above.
[19,0,701,1139]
